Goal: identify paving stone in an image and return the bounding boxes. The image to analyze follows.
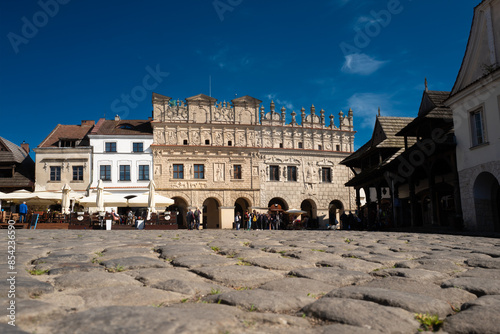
[53,271,142,290]
[205,289,312,312]
[151,279,230,296]
[317,324,384,334]
[457,268,500,279]
[259,277,333,298]
[326,286,453,317]
[443,295,500,334]
[72,286,187,308]
[302,297,420,333]
[0,323,30,334]
[124,267,205,285]
[100,256,169,271]
[245,255,315,270]
[289,267,372,286]
[395,258,467,274]
[441,277,500,296]
[465,257,500,269]
[191,265,283,288]
[40,304,311,334]
[316,257,383,272]
[358,277,477,309]
[170,254,237,268]
[47,262,105,275]
[156,244,212,259]
[371,268,447,281]
[0,277,54,299]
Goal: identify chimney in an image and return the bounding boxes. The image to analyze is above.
[115,115,121,121]
[21,141,29,154]
[81,120,95,126]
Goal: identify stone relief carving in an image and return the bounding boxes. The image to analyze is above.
[214,163,225,182]
[192,131,200,145]
[214,102,234,122]
[215,132,223,145]
[247,132,254,146]
[154,165,162,176]
[236,132,245,146]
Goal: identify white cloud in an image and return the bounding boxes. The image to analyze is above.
[346,92,393,128]
[265,93,294,110]
[341,53,387,75]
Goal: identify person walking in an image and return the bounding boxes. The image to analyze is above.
[186,209,194,230]
[194,207,201,230]
[235,212,241,230]
[19,201,28,223]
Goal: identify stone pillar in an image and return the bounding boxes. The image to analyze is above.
[219,206,235,229]
[428,172,437,225]
[409,176,417,227]
[355,188,361,214]
[365,187,372,228]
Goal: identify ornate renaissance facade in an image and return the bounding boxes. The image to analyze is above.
[151,92,356,229]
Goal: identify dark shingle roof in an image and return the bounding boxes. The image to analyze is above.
[376,117,414,148]
[0,136,29,164]
[91,119,152,136]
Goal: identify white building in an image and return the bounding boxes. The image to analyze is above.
[88,116,153,212]
[447,0,500,232]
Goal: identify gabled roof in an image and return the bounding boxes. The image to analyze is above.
[341,116,414,166]
[450,0,500,96]
[90,119,152,136]
[397,90,453,137]
[185,94,217,104]
[231,95,262,106]
[38,123,94,148]
[152,92,172,103]
[0,136,29,164]
[0,136,35,190]
[374,117,414,148]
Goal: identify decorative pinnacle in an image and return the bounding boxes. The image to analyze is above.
[281,106,286,112]
[425,77,428,91]
[378,107,381,117]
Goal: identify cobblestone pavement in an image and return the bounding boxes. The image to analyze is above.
[2,230,500,333]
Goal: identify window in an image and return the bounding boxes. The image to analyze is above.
[50,166,61,181]
[322,167,332,183]
[105,142,116,152]
[270,166,280,181]
[205,139,210,145]
[133,142,143,152]
[119,165,130,181]
[100,165,111,181]
[183,139,188,145]
[72,166,83,181]
[173,164,184,179]
[138,165,149,181]
[234,165,242,179]
[318,145,322,150]
[287,166,297,181]
[60,139,76,147]
[279,143,283,148]
[336,144,340,151]
[194,164,204,179]
[298,142,303,149]
[470,108,486,147]
[228,141,232,146]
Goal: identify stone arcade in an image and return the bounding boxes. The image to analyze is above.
[151,93,356,229]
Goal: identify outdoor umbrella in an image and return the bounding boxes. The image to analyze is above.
[96,179,104,213]
[128,192,174,207]
[77,193,128,208]
[61,184,71,215]
[285,209,307,214]
[148,180,156,214]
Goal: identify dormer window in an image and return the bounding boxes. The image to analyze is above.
[118,124,134,130]
[60,139,76,147]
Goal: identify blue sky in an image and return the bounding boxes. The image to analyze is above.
[0,0,479,153]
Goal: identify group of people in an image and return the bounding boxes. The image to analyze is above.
[110,209,138,226]
[186,207,201,230]
[235,210,284,230]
